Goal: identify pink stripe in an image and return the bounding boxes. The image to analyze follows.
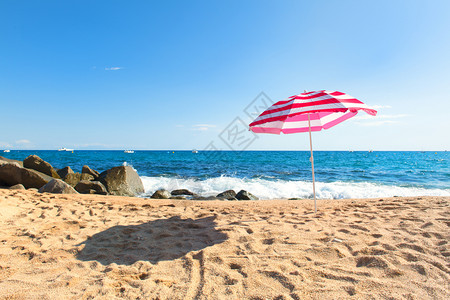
[250,108,348,126]
[322,111,357,129]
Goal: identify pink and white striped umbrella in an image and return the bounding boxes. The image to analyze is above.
[249,90,377,134]
[249,90,377,212]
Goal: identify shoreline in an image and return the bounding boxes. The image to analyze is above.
[1,189,449,299]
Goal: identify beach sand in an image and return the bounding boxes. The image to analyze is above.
[0,189,448,299]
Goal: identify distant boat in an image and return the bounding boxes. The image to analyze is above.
[368,150,373,153]
[124,150,134,154]
[58,147,74,152]
[192,149,198,153]
[3,149,10,153]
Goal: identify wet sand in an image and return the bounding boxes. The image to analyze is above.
[0,189,449,299]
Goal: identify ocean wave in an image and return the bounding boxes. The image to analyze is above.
[139,176,450,199]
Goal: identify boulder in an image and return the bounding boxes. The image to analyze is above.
[82,165,100,180]
[9,184,26,190]
[171,189,195,196]
[0,163,53,189]
[39,179,79,194]
[23,155,60,179]
[81,173,94,181]
[99,166,144,197]
[236,190,259,200]
[64,173,82,187]
[57,166,74,179]
[75,180,108,195]
[151,189,171,199]
[0,156,23,167]
[216,190,237,199]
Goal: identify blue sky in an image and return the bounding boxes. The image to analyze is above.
[1,0,449,151]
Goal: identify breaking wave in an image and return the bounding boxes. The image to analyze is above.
[140,176,450,199]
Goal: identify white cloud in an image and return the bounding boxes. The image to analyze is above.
[352,114,410,121]
[15,139,31,144]
[192,124,216,131]
[358,120,400,127]
[105,67,122,71]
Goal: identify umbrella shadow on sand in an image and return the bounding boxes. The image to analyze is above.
[76,216,227,265]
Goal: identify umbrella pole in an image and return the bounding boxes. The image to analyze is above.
[307,113,317,213]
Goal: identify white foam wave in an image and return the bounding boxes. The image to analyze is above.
[140,176,450,199]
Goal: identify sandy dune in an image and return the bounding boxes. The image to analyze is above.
[0,189,449,299]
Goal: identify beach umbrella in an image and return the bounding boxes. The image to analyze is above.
[249,90,377,212]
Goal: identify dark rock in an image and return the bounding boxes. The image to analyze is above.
[9,184,26,190]
[99,166,144,197]
[57,166,74,179]
[216,190,237,200]
[0,163,53,189]
[82,165,100,180]
[75,180,108,195]
[151,189,171,199]
[192,196,220,201]
[64,173,82,187]
[23,155,60,179]
[0,156,23,167]
[236,190,259,200]
[171,189,195,196]
[39,179,79,194]
[170,196,187,200]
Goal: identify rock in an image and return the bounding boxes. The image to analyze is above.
[64,173,82,187]
[81,173,94,181]
[216,190,237,199]
[0,156,23,167]
[38,179,79,194]
[170,196,187,200]
[0,163,53,189]
[192,196,220,201]
[82,165,100,180]
[23,155,60,179]
[99,166,144,197]
[75,180,108,195]
[171,189,195,196]
[9,184,26,190]
[151,189,171,199]
[236,190,259,200]
[57,166,74,179]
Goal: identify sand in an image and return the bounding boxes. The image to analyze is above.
[0,189,448,299]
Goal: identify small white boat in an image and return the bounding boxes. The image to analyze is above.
[58,147,74,152]
[192,149,198,153]
[3,149,10,153]
[124,150,134,154]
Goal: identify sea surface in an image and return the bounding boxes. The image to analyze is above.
[2,150,449,199]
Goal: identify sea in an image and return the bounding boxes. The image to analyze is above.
[2,150,449,199]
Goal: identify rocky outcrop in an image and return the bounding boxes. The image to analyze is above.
[38,179,79,194]
[23,155,60,179]
[0,156,23,167]
[57,166,74,179]
[171,189,195,196]
[151,189,171,199]
[236,190,259,200]
[217,190,237,199]
[64,173,82,187]
[99,166,144,197]
[75,180,108,195]
[9,184,26,190]
[82,165,100,180]
[0,163,53,189]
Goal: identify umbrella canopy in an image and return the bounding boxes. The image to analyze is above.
[249,90,377,134]
[249,90,377,212]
